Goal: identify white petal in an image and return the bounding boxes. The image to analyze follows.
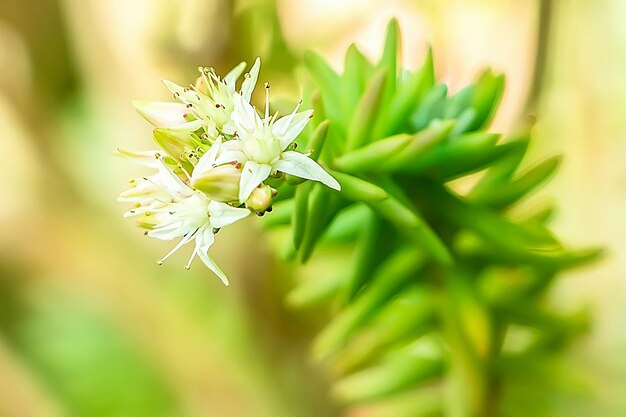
[232,92,261,133]
[166,119,205,132]
[224,61,246,89]
[156,159,195,199]
[214,140,246,165]
[241,57,260,102]
[238,161,272,202]
[192,137,222,180]
[132,100,189,128]
[116,148,162,169]
[195,228,230,285]
[207,201,250,228]
[162,80,187,99]
[157,230,197,262]
[274,151,340,190]
[148,220,185,240]
[273,109,313,150]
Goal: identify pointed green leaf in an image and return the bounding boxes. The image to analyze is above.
[312,247,425,360]
[342,44,373,119]
[368,196,452,264]
[304,50,343,122]
[334,133,413,172]
[333,352,443,403]
[372,48,435,138]
[410,84,448,131]
[307,120,330,161]
[469,70,505,130]
[469,156,562,208]
[346,69,388,151]
[331,170,388,202]
[292,181,312,250]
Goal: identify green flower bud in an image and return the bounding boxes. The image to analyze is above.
[153,128,195,161]
[191,163,242,203]
[246,184,275,214]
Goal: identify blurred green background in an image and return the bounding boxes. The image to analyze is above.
[0,0,623,416]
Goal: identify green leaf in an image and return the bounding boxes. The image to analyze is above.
[346,69,388,151]
[372,48,435,138]
[299,186,345,262]
[292,181,312,250]
[334,287,436,373]
[376,19,400,116]
[368,196,452,265]
[331,170,388,202]
[400,132,503,178]
[286,269,347,308]
[307,120,330,161]
[469,156,562,208]
[334,133,413,173]
[304,50,343,123]
[333,351,443,403]
[410,84,448,131]
[377,120,454,172]
[342,44,373,120]
[468,69,505,130]
[337,212,385,305]
[312,247,425,360]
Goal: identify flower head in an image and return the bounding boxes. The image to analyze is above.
[119,152,249,285]
[119,57,339,280]
[218,85,340,202]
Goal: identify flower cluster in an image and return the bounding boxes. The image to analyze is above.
[118,58,340,284]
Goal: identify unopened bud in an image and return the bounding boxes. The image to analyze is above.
[194,75,210,95]
[153,128,195,162]
[133,101,188,128]
[192,164,241,202]
[246,185,275,214]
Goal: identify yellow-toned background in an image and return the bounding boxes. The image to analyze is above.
[0,1,623,416]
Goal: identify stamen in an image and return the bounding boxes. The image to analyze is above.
[185,246,199,270]
[279,99,303,137]
[264,82,270,119]
[158,231,196,265]
[177,164,192,182]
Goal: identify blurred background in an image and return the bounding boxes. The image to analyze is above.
[0,0,623,416]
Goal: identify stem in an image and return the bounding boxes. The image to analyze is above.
[522,0,554,116]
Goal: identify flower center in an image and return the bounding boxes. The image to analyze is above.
[241,131,281,165]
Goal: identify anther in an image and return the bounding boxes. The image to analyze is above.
[144,231,149,236]
[186,103,193,108]
[156,260,163,265]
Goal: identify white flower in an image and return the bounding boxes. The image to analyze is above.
[160,58,261,135]
[119,153,250,285]
[222,89,341,202]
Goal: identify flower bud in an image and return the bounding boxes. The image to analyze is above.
[194,74,210,95]
[133,101,189,128]
[153,128,195,161]
[191,163,241,202]
[246,184,275,214]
